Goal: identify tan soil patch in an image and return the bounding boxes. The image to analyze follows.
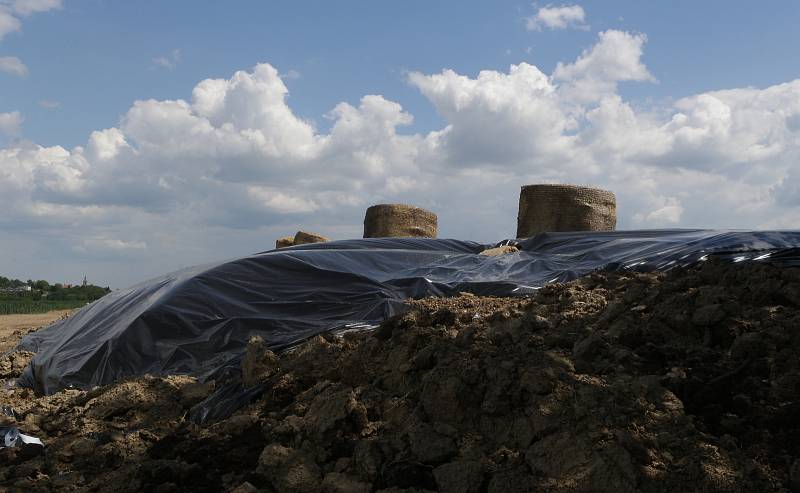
[0,310,73,353]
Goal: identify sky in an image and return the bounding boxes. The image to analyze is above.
[1,1,800,288]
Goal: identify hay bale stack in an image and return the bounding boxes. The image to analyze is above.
[363,204,438,238]
[275,236,295,249]
[516,184,616,237]
[293,231,330,245]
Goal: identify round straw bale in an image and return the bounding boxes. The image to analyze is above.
[275,236,295,249]
[363,204,438,238]
[516,184,616,237]
[293,231,330,245]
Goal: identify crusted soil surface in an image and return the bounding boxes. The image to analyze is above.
[1,260,800,492]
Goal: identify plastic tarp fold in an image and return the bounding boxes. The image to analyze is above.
[16,229,800,397]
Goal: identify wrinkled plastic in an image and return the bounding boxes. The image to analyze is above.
[17,230,800,403]
[188,380,266,424]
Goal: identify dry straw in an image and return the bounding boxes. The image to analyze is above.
[293,231,330,245]
[363,204,438,238]
[275,236,295,249]
[516,184,616,237]
[275,231,330,248]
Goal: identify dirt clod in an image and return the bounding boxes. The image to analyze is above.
[242,336,280,387]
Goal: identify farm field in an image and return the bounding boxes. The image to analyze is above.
[0,310,72,353]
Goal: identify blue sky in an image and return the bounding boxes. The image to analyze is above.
[6,1,799,147]
[2,1,800,287]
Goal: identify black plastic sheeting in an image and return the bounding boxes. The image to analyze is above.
[14,229,800,420]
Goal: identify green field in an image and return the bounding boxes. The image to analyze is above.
[0,276,109,315]
[0,299,90,315]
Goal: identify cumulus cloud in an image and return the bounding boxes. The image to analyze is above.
[553,30,654,103]
[0,110,21,134]
[3,28,800,287]
[1,63,420,221]
[526,4,587,31]
[408,63,576,169]
[0,55,27,76]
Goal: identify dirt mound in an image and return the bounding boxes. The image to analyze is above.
[0,349,34,380]
[1,260,799,492]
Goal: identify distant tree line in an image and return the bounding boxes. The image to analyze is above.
[0,276,111,314]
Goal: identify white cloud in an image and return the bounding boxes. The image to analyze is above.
[657,83,800,169]
[0,0,60,81]
[246,187,319,214]
[632,197,683,226]
[553,30,654,103]
[152,48,181,70]
[3,29,800,287]
[6,0,62,16]
[1,63,419,218]
[0,9,21,39]
[76,237,147,253]
[38,99,60,108]
[526,4,587,31]
[0,0,60,39]
[0,110,21,134]
[0,55,27,76]
[408,62,576,170]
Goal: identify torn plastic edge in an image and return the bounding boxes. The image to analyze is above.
[0,426,44,449]
[1,404,44,449]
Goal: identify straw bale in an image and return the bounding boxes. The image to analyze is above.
[276,236,295,249]
[293,231,330,245]
[363,204,438,238]
[516,184,616,237]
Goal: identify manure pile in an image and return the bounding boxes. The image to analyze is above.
[1,259,799,492]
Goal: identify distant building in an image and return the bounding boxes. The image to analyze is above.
[0,285,32,293]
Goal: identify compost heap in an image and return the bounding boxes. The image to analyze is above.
[1,258,799,492]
